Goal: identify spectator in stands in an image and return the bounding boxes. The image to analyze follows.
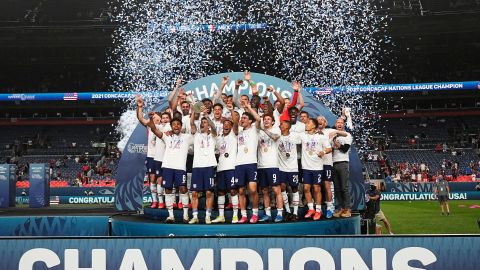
[435,143,442,153]
[366,183,394,235]
[433,173,451,216]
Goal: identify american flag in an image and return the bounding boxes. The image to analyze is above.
[315,87,333,95]
[63,92,78,101]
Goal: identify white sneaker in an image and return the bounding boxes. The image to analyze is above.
[205,216,212,224]
[188,217,199,224]
[211,216,226,223]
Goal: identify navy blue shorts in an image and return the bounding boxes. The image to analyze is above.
[234,164,257,187]
[279,171,300,187]
[322,165,333,182]
[216,170,236,191]
[191,167,215,191]
[162,168,187,189]
[153,160,163,176]
[145,157,155,174]
[258,168,281,187]
[303,169,323,185]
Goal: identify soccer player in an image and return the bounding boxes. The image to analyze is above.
[135,95,161,208]
[212,104,239,224]
[302,118,332,221]
[277,120,302,220]
[188,107,218,224]
[144,106,193,223]
[152,112,172,209]
[317,115,349,218]
[235,103,260,223]
[257,113,284,223]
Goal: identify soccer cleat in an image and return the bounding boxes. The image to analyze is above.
[259,215,272,222]
[150,202,158,208]
[231,215,239,224]
[333,209,343,218]
[189,217,199,224]
[326,209,333,219]
[183,216,189,223]
[313,211,322,221]
[157,202,165,209]
[274,215,283,223]
[164,216,175,223]
[304,209,316,219]
[211,216,226,224]
[238,216,248,224]
[205,216,212,224]
[249,215,259,224]
[178,202,183,209]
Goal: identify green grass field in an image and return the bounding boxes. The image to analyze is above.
[379,200,480,234]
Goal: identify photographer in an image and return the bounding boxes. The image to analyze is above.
[366,183,394,235]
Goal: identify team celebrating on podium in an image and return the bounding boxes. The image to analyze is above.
[136,71,353,224]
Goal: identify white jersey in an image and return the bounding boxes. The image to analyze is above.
[320,128,335,166]
[216,131,237,172]
[153,123,171,162]
[222,108,232,118]
[291,121,306,160]
[258,126,281,168]
[300,133,331,171]
[161,133,194,171]
[211,118,224,137]
[332,132,353,163]
[235,125,259,165]
[273,109,281,127]
[192,132,217,168]
[277,132,302,172]
[146,127,156,158]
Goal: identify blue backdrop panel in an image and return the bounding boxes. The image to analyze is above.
[111,216,360,237]
[0,164,16,208]
[115,72,365,211]
[29,163,50,208]
[0,216,109,236]
[0,236,478,270]
[386,182,479,193]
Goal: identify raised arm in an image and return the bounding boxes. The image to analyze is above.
[289,81,300,109]
[190,109,197,135]
[233,79,243,109]
[261,127,280,141]
[228,103,240,135]
[135,95,149,126]
[297,91,304,111]
[168,76,182,111]
[213,76,229,104]
[146,118,163,139]
[245,70,259,96]
[204,112,218,137]
[245,103,261,129]
[269,85,285,114]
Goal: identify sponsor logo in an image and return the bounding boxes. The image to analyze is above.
[127,143,147,154]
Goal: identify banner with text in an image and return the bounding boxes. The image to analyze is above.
[0,236,478,270]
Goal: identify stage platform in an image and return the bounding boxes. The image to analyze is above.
[0,205,360,237]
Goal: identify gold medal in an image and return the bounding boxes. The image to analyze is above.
[244,147,248,153]
[263,147,268,152]
[308,150,313,155]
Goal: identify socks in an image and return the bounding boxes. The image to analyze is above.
[282,191,291,213]
[241,210,247,217]
[150,183,157,202]
[218,195,225,217]
[156,184,164,203]
[277,208,283,217]
[293,192,299,215]
[316,204,321,213]
[326,201,333,211]
[252,208,258,216]
[232,195,239,216]
[265,207,271,217]
[180,193,189,217]
[166,193,174,217]
[308,202,314,210]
